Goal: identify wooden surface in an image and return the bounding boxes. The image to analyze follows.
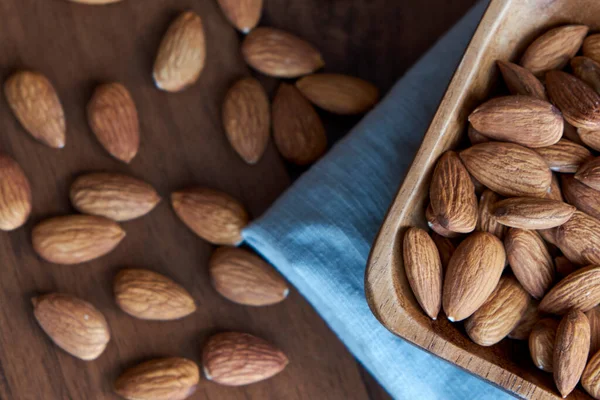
[0,0,476,399]
[365,0,600,399]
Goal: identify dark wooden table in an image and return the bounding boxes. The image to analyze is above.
[0,0,477,398]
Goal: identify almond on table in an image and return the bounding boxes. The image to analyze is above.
[217,0,263,33]
[553,309,590,398]
[0,154,31,231]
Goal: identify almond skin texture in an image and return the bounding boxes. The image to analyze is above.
[32,293,110,361]
[202,332,289,386]
[425,204,460,238]
[576,157,600,191]
[476,189,506,239]
[520,24,588,76]
[70,173,160,222]
[4,70,65,148]
[402,227,443,320]
[587,307,600,356]
[529,318,559,372]
[572,56,600,94]
[553,310,591,398]
[554,211,600,265]
[535,139,592,173]
[87,83,139,163]
[555,256,577,280]
[561,174,600,221]
[584,34,600,64]
[153,11,205,92]
[509,299,541,340]
[460,142,552,197]
[579,128,600,152]
[217,0,262,33]
[114,269,196,320]
[492,197,576,230]
[0,154,31,231]
[295,73,379,115]
[497,60,547,100]
[272,83,327,165]
[467,124,490,145]
[430,232,455,271]
[209,247,289,306]
[468,96,563,148]
[583,349,600,399]
[242,27,324,78]
[32,215,125,264]
[540,265,600,315]
[546,70,600,130]
[429,151,477,233]
[464,275,530,346]
[114,357,199,400]
[505,228,554,299]
[442,232,506,322]
[222,77,270,164]
[171,187,249,246]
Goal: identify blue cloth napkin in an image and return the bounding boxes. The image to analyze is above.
[243,2,512,399]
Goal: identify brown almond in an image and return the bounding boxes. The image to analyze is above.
[467,124,489,145]
[32,215,125,264]
[0,154,31,231]
[4,70,65,148]
[584,34,600,64]
[272,83,327,165]
[583,349,600,399]
[115,357,199,400]
[476,189,506,239]
[529,318,559,372]
[535,139,592,173]
[217,0,262,33]
[465,275,530,346]
[295,73,379,115]
[587,307,600,356]
[563,122,585,145]
[492,197,575,230]
[497,60,547,100]
[70,172,161,222]
[67,0,122,3]
[579,128,600,152]
[572,56,600,94]
[153,11,205,92]
[540,265,600,315]
[430,232,455,271]
[509,299,541,340]
[114,269,196,320]
[209,247,289,306]
[222,77,270,164]
[576,157,600,191]
[241,27,324,78]
[520,24,588,76]
[402,227,443,320]
[555,256,577,280]
[425,204,460,239]
[442,232,506,322]
[171,187,249,246]
[561,174,600,221]
[202,332,289,386]
[32,293,110,361]
[544,173,564,201]
[546,70,600,130]
[554,310,591,398]
[460,142,552,197]
[554,211,600,265]
[87,83,139,163]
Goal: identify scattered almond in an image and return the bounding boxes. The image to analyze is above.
[0,154,31,231]
[497,60,546,100]
[584,33,600,64]
[430,232,455,270]
[535,138,592,173]
[553,309,590,398]
[425,204,460,238]
[476,189,505,239]
[576,156,600,191]
[582,349,600,399]
[539,265,600,315]
[571,56,600,94]
[492,197,575,230]
[546,70,600,130]
[561,174,600,221]
[217,0,262,33]
[509,299,541,340]
[529,318,559,372]
[587,307,600,356]
[554,211,600,265]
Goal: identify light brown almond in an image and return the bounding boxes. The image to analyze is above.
[554,211,600,265]
[535,139,592,173]
[497,60,547,100]
[222,77,270,164]
[583,349,600,399]
[546,70,600,130]
[579,128,600,152]
[153,11,205,92]
[272,83,327,165]
[425,204,460,239]
[587,307,600,357]
[576,157,600,191]
[32,215,125,264]
[114,269,196,320]
[555,256,577,280]
[209,247,289,306]
[529,318,559,372]
[115,357,199,400]
[509,299,541,340]
[572,56,600,94]
[217,0,262,33]
[0,154,31,231]
[544,173,564,201]
[540,265,600,315]
[584,34,600,64]
[430,232,455,271]
[467,124,490,145]
[492,197,575,230]
[520,25,588,76]
[563,122,585,145]
[4,70,65,148]
[202,332,289,386]
[32,293,110,361]
[241,27,324,78]
[476,189,506,239]
[561,174,600,221]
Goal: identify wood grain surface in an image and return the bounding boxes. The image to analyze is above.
[0,0,475,399]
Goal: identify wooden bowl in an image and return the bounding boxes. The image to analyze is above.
[365,0,598,399]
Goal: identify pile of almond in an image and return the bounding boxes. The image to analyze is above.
[403,24,600,398]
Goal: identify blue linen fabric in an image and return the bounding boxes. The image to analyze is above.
[243,1,512,399]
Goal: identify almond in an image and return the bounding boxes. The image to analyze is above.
[587,307,600,356]
[555,256,577,280]
[430,232,455,270]
[425,204,460,238]
[70,172,160,221]
[460,142,552,197]
[509,299,541,340]
[32,293,110,361]
[0,154,31,231]
[497,60,547,100]
[553,309,591,398]
[153,11,205,92]
[114,269,196,320]
[217,0,262,33]
[576,157,600,191]
[584,34,600,64]
[272,83,327,165]
[544,173,564,201]
[582,349,600,399]
[538,227,558,246]
[572,56,600,94]
[209,247,289,306]
[202,332,289,386]
[87,83,139,163]
[492,197,575,230]
[442,232,506,322]
[579,128,600,152]
[561,174,600,221]
[540,265,600,315]
[476,189,506,239]
[67,0,122,3]
[222,77,270,164]
[114,357,199,400]
[520,24,588,76]
[563,122,585,145]
[402,227,443,320]
[171,187,249,245]
[4,70,65,148]
[554,211,600,265]
[295,73,379,115]
[529,318,559,372]
[546,70,600,130]
[465,275,530,346]
[535,138,592,173]
[467,124,489,145]
[32,215,125,264]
